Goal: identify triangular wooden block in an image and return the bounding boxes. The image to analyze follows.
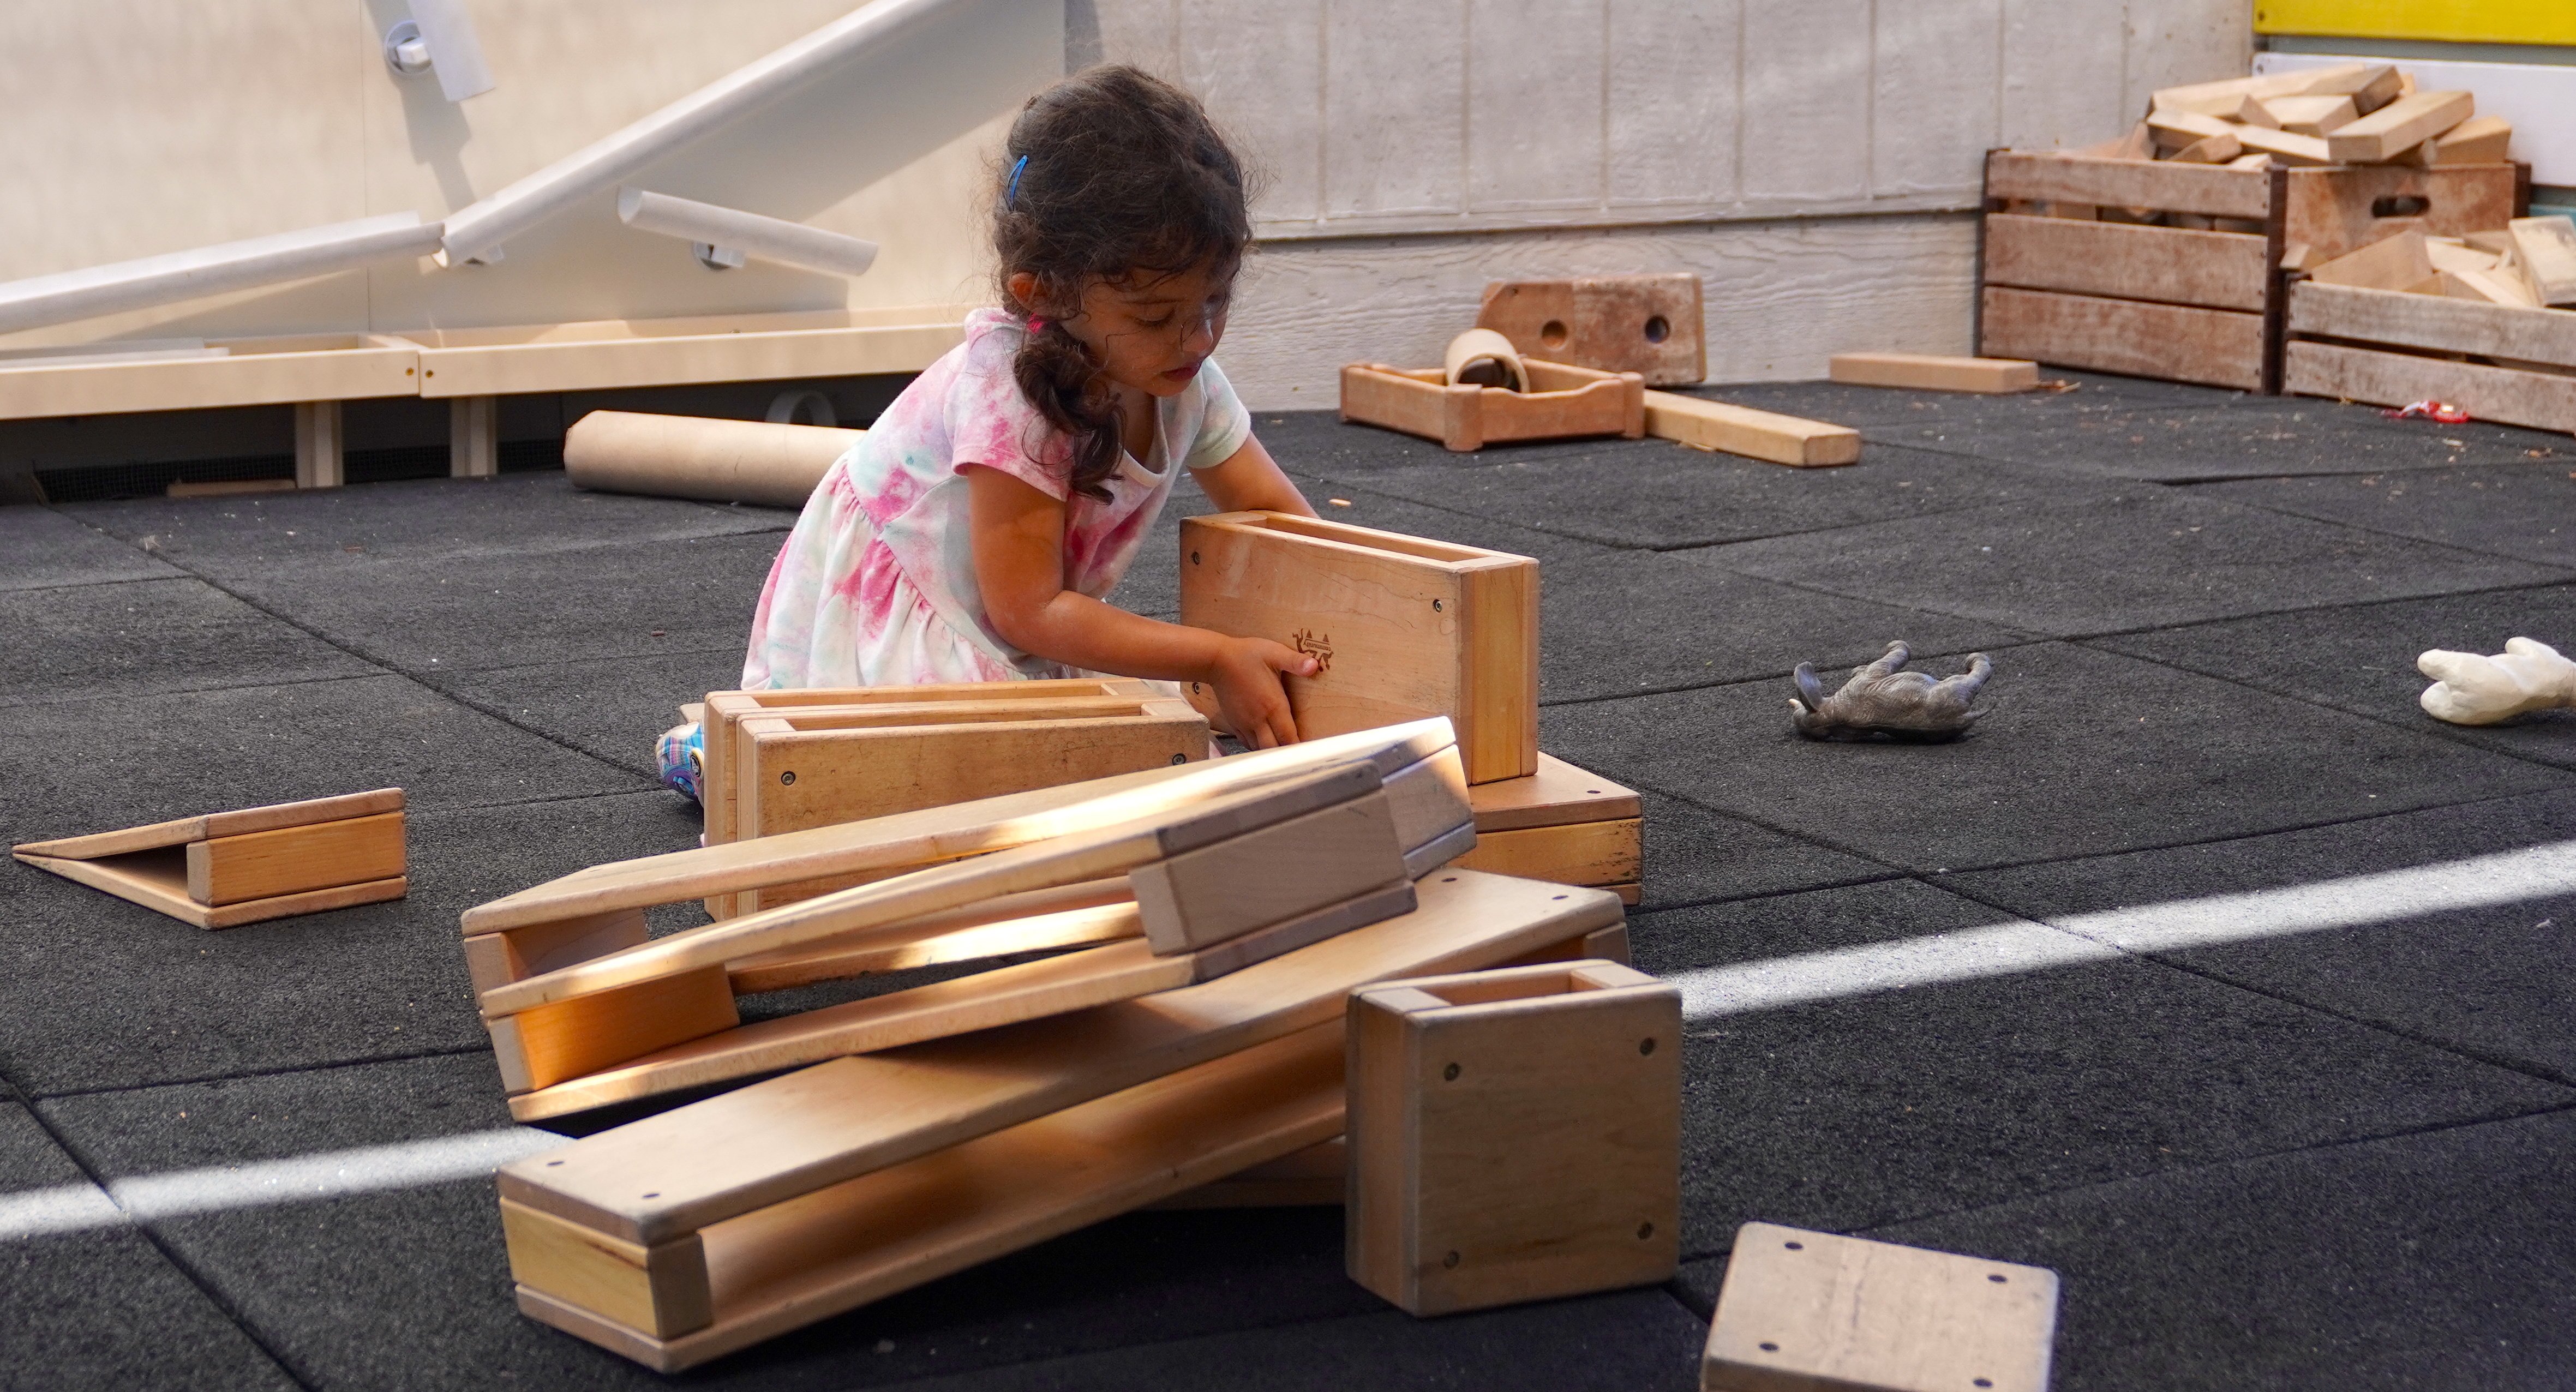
[13,789,406,929]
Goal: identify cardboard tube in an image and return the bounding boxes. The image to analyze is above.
[564,410,861,508]
[1443,327,1527,392]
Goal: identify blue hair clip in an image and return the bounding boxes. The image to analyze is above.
[1005,154,1029,207]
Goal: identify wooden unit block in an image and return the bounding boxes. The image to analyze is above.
[2226,124,2334,166]
[293,400,342,489]
[2262,93,2357,135]
[1978,287,2266,391]
[501,1201,711,1339]
[2508,215,2576,305]
[1346,960,1680,1316]
[1338,359,1645,452]
[1641,392,1860,467]
[1828,353,2040,394]
[490,967,740,1095]
[184,811,404,907]
[1452,819,1642,899]
[1702,1222,2059,1392]
[2327,91,2473,164]
[1129,790,1407,954]
[2308,231,2435,290]
[1473,274,1707,386]
[515,1019,1347,1372]
[2424,239,2502,274]
[498,871,1624,1241]
[451,394,499,478]
[1179,512,1537,784]
[2431,116,2512,165]
[13,789,407,929]
[1987,209,2270,313]
[2145,107,2236,153]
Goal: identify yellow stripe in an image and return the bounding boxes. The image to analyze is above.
[2255,0,2576,44]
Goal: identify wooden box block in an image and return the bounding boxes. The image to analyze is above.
[1340,359,1644,452]
[1455,753,1643,903]
[1703,1223,2059,1392]
[1346,959,1680,1316]
[13,789,407,929]
[1476,274,1707,385]
[1179,512,1538,784]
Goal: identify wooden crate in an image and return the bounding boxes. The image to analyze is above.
[2284,280,2576,432]
[1978,150,2521,392]
[1179,512,1539,784]
[1346,959,1681,1316]
[700,681,1207,917]
[1340,358,1645,451]
[1454,753,1643,904]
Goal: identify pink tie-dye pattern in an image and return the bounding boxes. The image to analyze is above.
[740,308,1251,691]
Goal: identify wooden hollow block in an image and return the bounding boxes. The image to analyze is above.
[1131,789,1408,954]
[490,966,740,1095]
[464,909,651,995]
[1180,512,1537,784]
[1828,353,2039,394]
[1338,361,1644,452]
[501,1199,712,1339]
[1473,274,1706,386]
[1346,959,1680,1316]
[14,788,406,929]
[1640,392,1860,467]
[2326,91,2471,165]
[184,811,404,907]
[1702,1222,2060,1392]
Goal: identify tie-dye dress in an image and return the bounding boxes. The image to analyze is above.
[741,308,1251,688]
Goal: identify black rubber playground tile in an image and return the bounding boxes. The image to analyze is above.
[0,789,693,1098]
[1874,399,2568,482]
[1689,489,2566,639]
[2094,580,2576,771]
[2190,460,2576,569]
[0,506,182,592]
[1539,641,2573,875]
[432,648,748,780]
[1626,789,1896,913]
[63,473,787,578]
[1538,547,2034,703]
[1636,879,2575,1257]
[0,576,378,711]
[1848,1106,2576,1392]
[1947,785,2576,1086]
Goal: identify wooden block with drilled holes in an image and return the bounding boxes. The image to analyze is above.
[13,789,406,929]
[1829,353,2040,394]
[1473,274,1706,385]
[1181,513,1537,783]
[1642,392,1860,467]
[1346,959,1680,1316]
[1702,1223,2060,1392]
[1338,360,1644,452]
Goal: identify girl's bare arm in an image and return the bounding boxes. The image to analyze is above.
[1194,434,1317,516]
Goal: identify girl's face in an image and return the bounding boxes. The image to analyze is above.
[1014,261,1234,399]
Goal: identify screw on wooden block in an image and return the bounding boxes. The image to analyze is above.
[780,771,795,785]
[1443,1063,1460,1081]
[1431,598,1443,611]
[1638,1222,1654,1239]
[1444,1251,1461,1268]
[1640,1037,1656,1055]
[1190,551,1200,565]
[1170,753,1188,765]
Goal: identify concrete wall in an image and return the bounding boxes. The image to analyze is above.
[1074,0,2250,405]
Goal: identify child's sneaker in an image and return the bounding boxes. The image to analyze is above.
[657,721,705,803]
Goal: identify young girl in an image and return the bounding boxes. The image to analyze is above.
[660,67,1318,802]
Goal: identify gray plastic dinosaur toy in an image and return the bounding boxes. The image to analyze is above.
[1790,640,1993,741]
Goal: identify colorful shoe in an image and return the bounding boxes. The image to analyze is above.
[657,721,705,803]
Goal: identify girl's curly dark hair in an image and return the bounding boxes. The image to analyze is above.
[993,65,1251,503]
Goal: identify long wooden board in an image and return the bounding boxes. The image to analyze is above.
[1979,286,2267,391]
[1982,215,2269,311]
[2285,340,2576,433]
[498,871,1624,1244]
[516,1021,1347,1372]
[1640,392,1860,467]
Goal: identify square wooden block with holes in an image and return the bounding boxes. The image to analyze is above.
[1476,274,1706,385]
[1703,1222,2060,1392]
[1345,959,1680,1316]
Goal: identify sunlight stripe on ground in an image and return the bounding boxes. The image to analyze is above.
[1679,838,2576,1023]
[0,1126,566,1241]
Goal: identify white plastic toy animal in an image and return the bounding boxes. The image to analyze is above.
[2417,638,2576,725]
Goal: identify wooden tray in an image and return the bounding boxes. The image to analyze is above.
[1340,358,1644,451]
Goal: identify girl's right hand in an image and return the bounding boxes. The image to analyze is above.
[1205,636,1319,749]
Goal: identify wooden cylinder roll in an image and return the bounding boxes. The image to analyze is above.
[563,410,862,508]
[1443,327,1529,392]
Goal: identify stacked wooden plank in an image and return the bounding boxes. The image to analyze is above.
[464,719,1483,1125]
[1978,59,2523,393]
[698,679,1207,916]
